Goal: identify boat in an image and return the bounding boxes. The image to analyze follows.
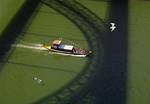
[43,38,92,57]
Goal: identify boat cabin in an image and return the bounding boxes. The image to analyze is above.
[52,39,75,52]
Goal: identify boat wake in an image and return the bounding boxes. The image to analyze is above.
[14,43,47,50]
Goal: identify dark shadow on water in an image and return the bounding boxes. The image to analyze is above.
[0,0,40,71]
[93,0,128,104]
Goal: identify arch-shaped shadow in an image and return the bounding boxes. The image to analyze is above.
[34,0,106,104]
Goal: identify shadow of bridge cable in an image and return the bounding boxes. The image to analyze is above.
[68,0,108,29]
[34,0,106,104]
[56,0,107,36]
[0,61,78,74]
[20,32,86,42]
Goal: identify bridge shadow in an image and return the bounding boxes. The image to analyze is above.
[93,1,128,104]
[0,0,128,104]
[0,0,40,72]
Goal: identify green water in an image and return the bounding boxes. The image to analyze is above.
[0,0,25,36]
[127,1,150,104]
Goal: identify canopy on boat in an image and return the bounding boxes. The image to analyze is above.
[53,39,62,45]
[58,45,74,50]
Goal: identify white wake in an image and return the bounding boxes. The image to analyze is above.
[14,44,47,50]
